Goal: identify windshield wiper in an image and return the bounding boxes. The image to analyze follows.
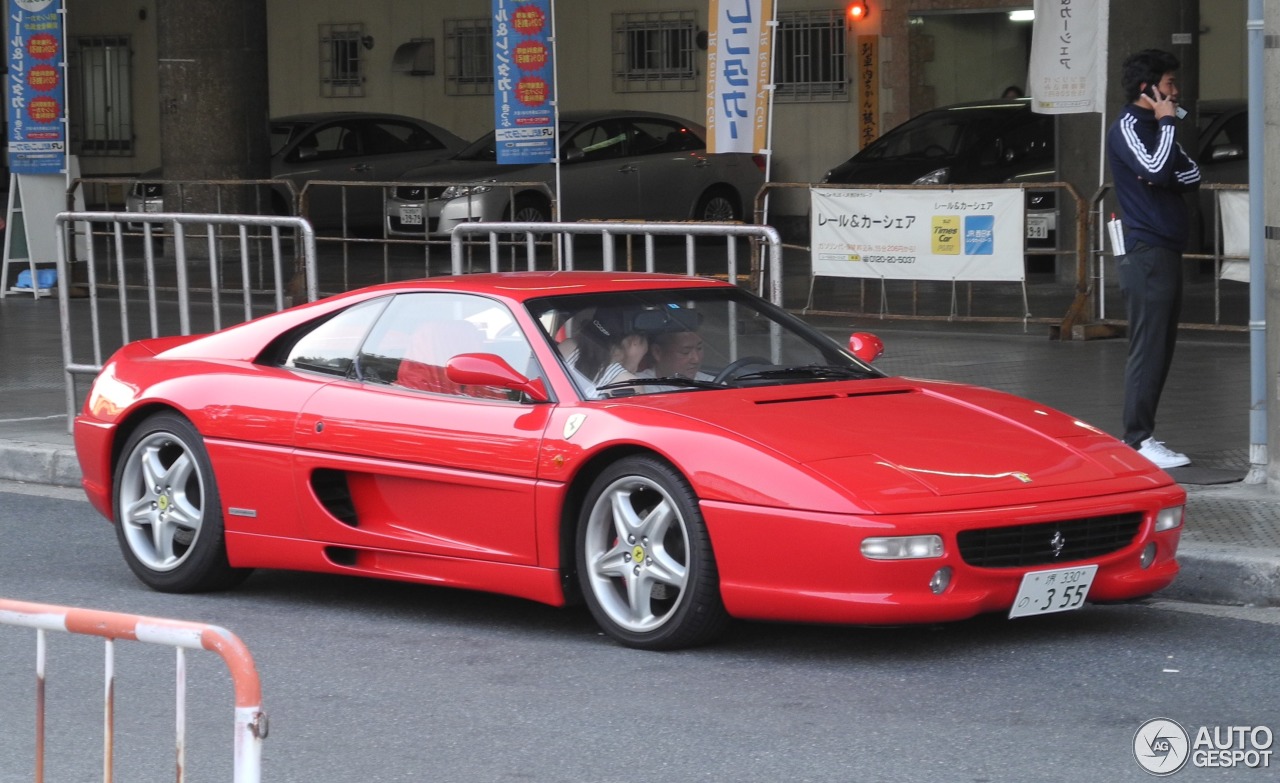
[596,376,723,392]
[731,364,877,382]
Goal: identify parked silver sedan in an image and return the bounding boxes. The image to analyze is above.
[384,110,765,236]
[127,112,467,229]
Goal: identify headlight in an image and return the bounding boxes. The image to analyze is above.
[861,535,944,560]
[1154,505,1184,532]
[913,167,950,185]
[440,183,495,200]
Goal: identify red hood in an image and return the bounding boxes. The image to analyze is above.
[619,378,1166,510]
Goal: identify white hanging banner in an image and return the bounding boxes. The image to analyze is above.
[1028,0,1109,114]
[1219,189,1250,282]
[705,0,773,154]
[810,188,1026,282]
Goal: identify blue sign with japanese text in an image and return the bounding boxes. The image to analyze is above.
[7,0,67,174]
[492,0,556,165]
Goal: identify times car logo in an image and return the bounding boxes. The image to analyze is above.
[1134,718,1190,775]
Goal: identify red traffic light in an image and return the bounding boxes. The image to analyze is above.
[847,1,870,22]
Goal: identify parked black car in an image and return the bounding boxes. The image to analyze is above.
[822,99,1058,261]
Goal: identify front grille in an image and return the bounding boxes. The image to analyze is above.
[957,512,1142,568]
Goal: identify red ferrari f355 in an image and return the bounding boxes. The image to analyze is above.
[75,272,1183,649]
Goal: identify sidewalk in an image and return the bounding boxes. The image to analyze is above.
[1,292,1277,608]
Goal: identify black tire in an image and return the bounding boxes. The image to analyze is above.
[694,187,741,223]
[112,412,250,592]
[576,455,729,650]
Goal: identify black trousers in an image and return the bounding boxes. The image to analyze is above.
[1119,241,1183,448]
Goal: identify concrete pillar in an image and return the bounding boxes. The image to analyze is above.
[1057,0,1199,284]
[155,0,269,215]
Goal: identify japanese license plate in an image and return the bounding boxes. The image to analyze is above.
[144,201,162,214]
[399,206,423,225]
[1026,215,1049,239]
[1008,564,1097,618]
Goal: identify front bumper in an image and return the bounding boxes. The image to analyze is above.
[702,484,1184,625]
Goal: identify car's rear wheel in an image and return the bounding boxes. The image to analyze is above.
[576,455,729,650]
[694,187,741,223]
[113,412,249,593]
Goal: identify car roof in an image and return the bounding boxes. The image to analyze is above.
[352,271,732,303]
[537,109,707,134]
[271,112,440,125]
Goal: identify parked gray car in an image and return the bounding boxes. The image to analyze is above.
[127,112,467,229]
[384,110,765,236]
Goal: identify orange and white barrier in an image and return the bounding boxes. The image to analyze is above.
[0,598,267,783]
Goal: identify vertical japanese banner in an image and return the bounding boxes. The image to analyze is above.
[856,35,879,148]
[1027,0,1109,114]
[7,0,66,174]
[705,0,773,154]
[493,0,556,164]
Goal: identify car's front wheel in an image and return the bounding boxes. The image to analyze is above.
[113,412,249,592]
[576,455,729,650]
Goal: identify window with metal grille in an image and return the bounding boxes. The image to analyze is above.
[320,23,365,97]
[612,11,697,92]
[445,18,494,95]
[69,36,134,155]
[775,9,848,102]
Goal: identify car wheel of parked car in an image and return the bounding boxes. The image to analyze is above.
[577,455,729,650]
[509,195,550,225]
[113,411,249,593]
[695,187,741,223]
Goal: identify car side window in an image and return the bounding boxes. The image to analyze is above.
[629,119,703,156]
[566,122,627,163]
[282,297,388,376]
[366,120,446,155]
[356,292,538,400]
[291,123,357,161]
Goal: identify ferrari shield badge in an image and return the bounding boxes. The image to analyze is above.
[563,413,586,440]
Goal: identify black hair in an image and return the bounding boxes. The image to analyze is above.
[1120,49,1180,103]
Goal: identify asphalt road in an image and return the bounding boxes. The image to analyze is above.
[2,482,1278,783]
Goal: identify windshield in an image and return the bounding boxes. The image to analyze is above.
[858,106,1015,162]
[525,287,882,400]
[455,120,586,162]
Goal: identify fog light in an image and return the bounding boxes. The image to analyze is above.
[861,535,944,560]
[1140,542,1157,569]
[929,566,952,595]
[1154,505,1184,532]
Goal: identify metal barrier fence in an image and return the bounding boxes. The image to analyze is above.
[450,221,786,306]
[0,597,266,783]
[54,212,320,430]
[298,179,556,292]
[1060,182,1250,337]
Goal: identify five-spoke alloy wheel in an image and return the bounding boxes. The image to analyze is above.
[577,456,728,650]
[113,412,248,592]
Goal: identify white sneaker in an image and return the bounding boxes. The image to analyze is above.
[1137,438,1190,469]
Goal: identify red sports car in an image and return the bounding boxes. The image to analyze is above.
[75,272,1184,650]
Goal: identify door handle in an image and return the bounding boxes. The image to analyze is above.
[350,163,373,173]
[617,164,638,174]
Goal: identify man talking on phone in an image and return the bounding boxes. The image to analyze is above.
[1105,48,1201,469]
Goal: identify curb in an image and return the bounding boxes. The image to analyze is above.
[0,441,82,489]
[1163,544,1280,607]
